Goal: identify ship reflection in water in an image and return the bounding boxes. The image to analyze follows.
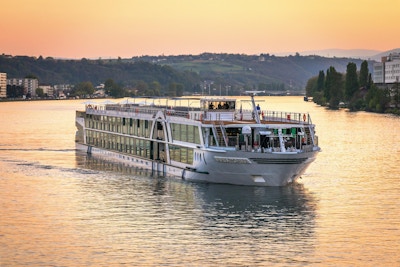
[75,152,317,265]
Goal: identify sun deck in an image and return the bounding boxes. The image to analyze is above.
[84,102,313,126]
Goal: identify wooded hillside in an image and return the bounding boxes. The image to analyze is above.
[0,53,370,95]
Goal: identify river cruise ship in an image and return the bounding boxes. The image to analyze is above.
[75,93,320,186]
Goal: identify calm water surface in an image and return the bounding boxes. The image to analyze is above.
[0,97,399,266]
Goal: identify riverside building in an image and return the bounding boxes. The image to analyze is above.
[373,53,400,85]
[0,73,6,98]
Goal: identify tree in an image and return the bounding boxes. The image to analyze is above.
[176,83,184,96]
[110,84,125,98]
[307,70,326,106]
[365,85,391,113]
[104,78,125,97]
[393,80,400,108]
[365,73,373,91]
[104,78,115,91]
[35,87,44,97]
[72,81,95,97]
[305,76,317,97]
[359,60,369,88]
[6,85,24,98]
[317,70,325,92]
[136,80,148,96]
[149,81,161,96]
[25,74,38,79]
[324,66,343,108]
[324,68,332,101]
[345,62,359,101]
[167,82,183,97]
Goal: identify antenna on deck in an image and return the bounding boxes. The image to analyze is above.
[244,91,265,124]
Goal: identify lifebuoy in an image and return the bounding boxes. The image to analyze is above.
[303,114,306,122]
[287,114,291,120]
[199,114,203,121]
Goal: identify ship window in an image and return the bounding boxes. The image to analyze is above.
[171,123,201,145]
[169,145,194,164]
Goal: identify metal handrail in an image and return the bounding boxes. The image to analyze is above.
[85,104,312,124]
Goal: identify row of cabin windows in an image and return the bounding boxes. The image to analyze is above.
[86,130,151,158]
[86,114,202,145]
[86,115,150,138]
[86,130,193,164]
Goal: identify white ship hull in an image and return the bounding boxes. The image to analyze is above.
[185,149,318,186]
[76,94,320,186]
[76,143,318,186]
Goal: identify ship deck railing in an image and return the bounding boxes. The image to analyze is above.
[85,104,313,125]
[261,110,313,125]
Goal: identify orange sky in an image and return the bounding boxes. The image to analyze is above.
[1,0,399,58]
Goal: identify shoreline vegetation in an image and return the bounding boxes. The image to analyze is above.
[1,94,399,117]
[1,53,399,115]
[1,53,368,98]
[305,60,400,115]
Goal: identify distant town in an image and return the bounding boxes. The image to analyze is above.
[0,76,103,100]
[0,52,399,114]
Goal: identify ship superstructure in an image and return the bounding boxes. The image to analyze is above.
[76,94,320,186]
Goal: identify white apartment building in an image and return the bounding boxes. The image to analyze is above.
[7,78,39,97]
[385,60,400,84]
[373,62,384,84]
[0,73,6,98]
[38,85,54,96]
[373,53,400,85]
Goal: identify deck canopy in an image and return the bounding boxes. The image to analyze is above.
[200,98,236,111]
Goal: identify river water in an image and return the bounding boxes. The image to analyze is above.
[0,97,399,266]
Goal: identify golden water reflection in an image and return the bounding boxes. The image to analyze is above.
[0,98,399,266]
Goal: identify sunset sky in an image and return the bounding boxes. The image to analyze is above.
[1,0,399,59]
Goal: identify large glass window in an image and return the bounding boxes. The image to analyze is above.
[171,123,200,144]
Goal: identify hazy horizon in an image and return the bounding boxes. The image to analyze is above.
[3,48,398,61]
[1,0,399,59]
